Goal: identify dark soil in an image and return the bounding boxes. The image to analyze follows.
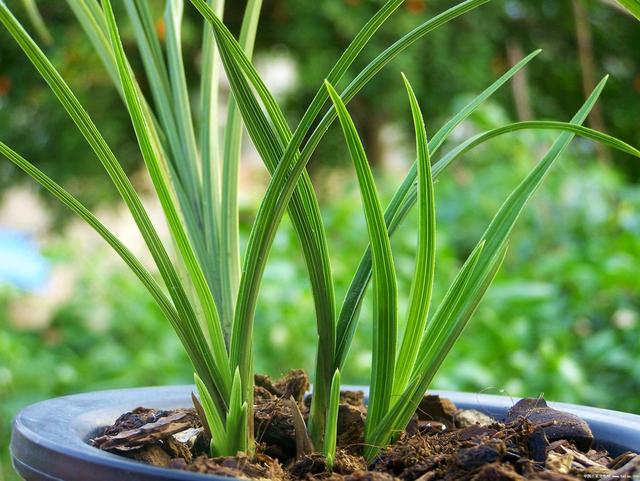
[91,371,640,480]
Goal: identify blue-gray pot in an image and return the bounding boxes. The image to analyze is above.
[11,386,640,480]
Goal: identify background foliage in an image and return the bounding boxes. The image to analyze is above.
[1,0,639,479]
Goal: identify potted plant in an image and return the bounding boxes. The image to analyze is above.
[3,0,640,480]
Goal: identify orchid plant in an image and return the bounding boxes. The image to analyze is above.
[1,0,638,465]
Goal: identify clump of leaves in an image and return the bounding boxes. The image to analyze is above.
[1,0,638,462]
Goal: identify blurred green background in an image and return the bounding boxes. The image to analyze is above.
[1,1,639,479]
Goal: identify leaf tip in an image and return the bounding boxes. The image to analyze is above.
[598,74,610,89]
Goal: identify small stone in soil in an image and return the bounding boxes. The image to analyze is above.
[417,421,448,436]
[454,409,494,428]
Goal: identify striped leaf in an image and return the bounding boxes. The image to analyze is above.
[0,1,227,411]
[101,0,231,408]
[365,76,611,458]
[335,49,541,370]
[189,0,494,445]
[326,80,397,438]
[323,369,341,471]
[615,0,640,19]
[219,0,263,339]
[195,373,227,456]
[392,76,436,402]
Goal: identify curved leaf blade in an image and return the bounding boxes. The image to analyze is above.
[0,1,229,409]
[195,373,227,456]
[0,141,178,327]
[335,49,541,370]
[323,369,341,470]
[392,75,436,402]
[219,0,263,337]
[367,76,611,457]
[326,80,397,438]
[616,0,640,20]
[101,0,231,403]
[436,120,640,173]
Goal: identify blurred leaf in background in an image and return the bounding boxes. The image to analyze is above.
[256,0,640,177]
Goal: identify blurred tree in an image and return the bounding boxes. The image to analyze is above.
[1,0,639,204]
[252,0,640,175]
[0,2,138,207]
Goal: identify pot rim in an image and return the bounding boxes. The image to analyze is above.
[11,385,640,481]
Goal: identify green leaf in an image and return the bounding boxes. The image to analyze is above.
[190,0,345,446]
[0,141,179,329]
[436,120,640,172]
[164,0,202,204]
[615,0,640,20]
[189,0,489,445]
[456,80,611,310]
[101,0,231,406]
[334,49,541,371]
[195,373,227,457]
[67,2,212,298]
[19,0,51,44]
[200,0,226,333]
[219,0,263,340]
[392,75,436,402]
[323,369,341,471]
[369,78,614,455]
[368,242,507,459]
[209,23,338,451]
[123,0,182,176]
[236,0,496,387]
[120,0,221,330]
[366,76,610,458]
[0,0,226,410]
[70,1,219,332]
[368,243,508,462]
[363,240,489,458]
[326,80,397,438]
[226,368,248,455]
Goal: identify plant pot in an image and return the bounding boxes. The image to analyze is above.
[11,385,640,481]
